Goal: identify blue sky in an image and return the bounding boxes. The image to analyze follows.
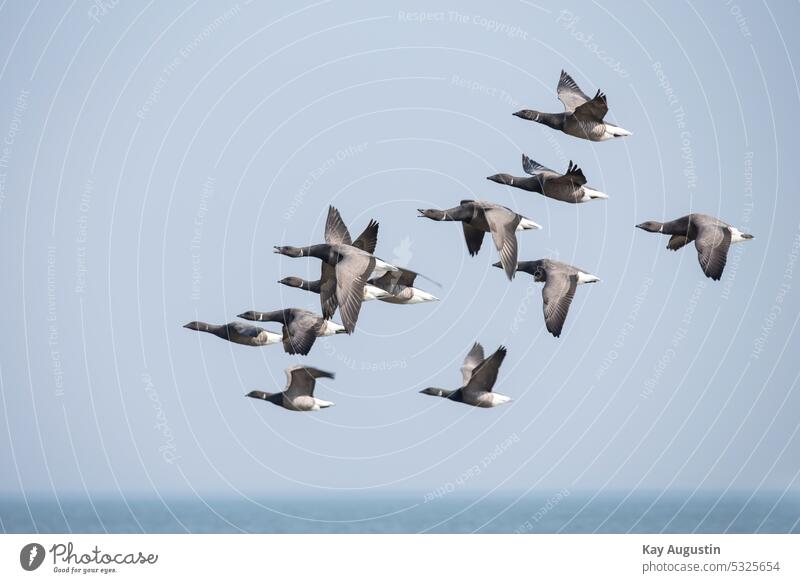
[0,1,798,501]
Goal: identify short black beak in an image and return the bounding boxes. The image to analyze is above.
[182,323,191,328]
[512,111,523,118]
[273,246,281,253]
[491,261,502,269]
[417,209,425,217]
[635,223,645,230]
[743,234,754,239]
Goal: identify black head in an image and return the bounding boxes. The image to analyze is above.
[420,387,447,398]
[417,208,446,221]
[487,173,514,186]
[274,246,305,258]
[278,276,305,288]
[635,221,663,233]
[237,311,261,321]
[512,109,538,121]
[245,390,275,402]
[492,260,520,275]
[183,321,207,331]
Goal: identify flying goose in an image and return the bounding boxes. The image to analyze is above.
[636,214,754,280]
[420,343,510,407]
[246,365,335,411]
[280,270,439,305]
[368,267,440,304]
[182,321,281,347]
[513,70,631,141]
[278,276,393,302]
[495,259,600,338]
[237,308,345,355]
[274,206,401,333]
[417,200,541,280]
[487,154,608,203]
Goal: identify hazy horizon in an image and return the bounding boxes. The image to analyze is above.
[1,0,798,526]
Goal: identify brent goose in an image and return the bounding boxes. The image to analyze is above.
[237,308,345,355]
[418,200,541,280]
[274,206,400,333]
[513,70,631,141]
[278,276,393,302]
[368,267,440,304]
[182,321,281,347]
[246,365,335,411]
[636,214,754,280]
[495,259,600,337]
[420,343,510,407]
[487,154,608,203]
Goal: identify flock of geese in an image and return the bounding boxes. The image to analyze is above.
[185,70,754,411]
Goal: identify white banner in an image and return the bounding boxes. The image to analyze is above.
[1,534,798,582]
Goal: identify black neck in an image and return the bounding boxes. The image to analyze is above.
[536,112,565,130]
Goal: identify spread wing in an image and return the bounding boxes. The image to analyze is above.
[550,160,587,187]
[667,234,691,251]
[352,219,379,254]
[319,262,339,319]
[542,272,578,338]
[282,314,320,355]
[521,153,555,176]
[557,70,592,112]
[370,267,418,294]
[695,225,731,281]
[335,253,375,333]
[573,90,608,122]
[284,366,334,399]
[484,207,521,280]
[325,205,352,246]
[462,223,486,256]
[464,346,507,393]
[460,342,485,385]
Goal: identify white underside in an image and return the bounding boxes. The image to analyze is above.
[517,217,543,230]
[489,393,512,406]
[363,284,392,301]
[729,226,751,244]
[256,331,282,345]
[407,288,439,303]
[581,187,608,201]
[320,320,346,336]
[313,398,335,409]
[372,259,399,276]
[577,271,600,284]
[601,124,632,140]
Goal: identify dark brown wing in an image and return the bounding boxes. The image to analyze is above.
[319,262,339,319]
[325,205,352,245]
[542,272,578,338]
[521,154,555,176]
[464,346,507,392]
[484,207,521,280]
[695,225,731,280]
[462,223,486,256]
[284,366,334,398]
[282,314,320,356]
[573,90,608,122]
[557,70,592,112]
[547,160,587,189]
[370,267,418,293]
[667,234,691,251]
[335,253,374,333]
[352,219,379,254]
[461,342,485,385]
